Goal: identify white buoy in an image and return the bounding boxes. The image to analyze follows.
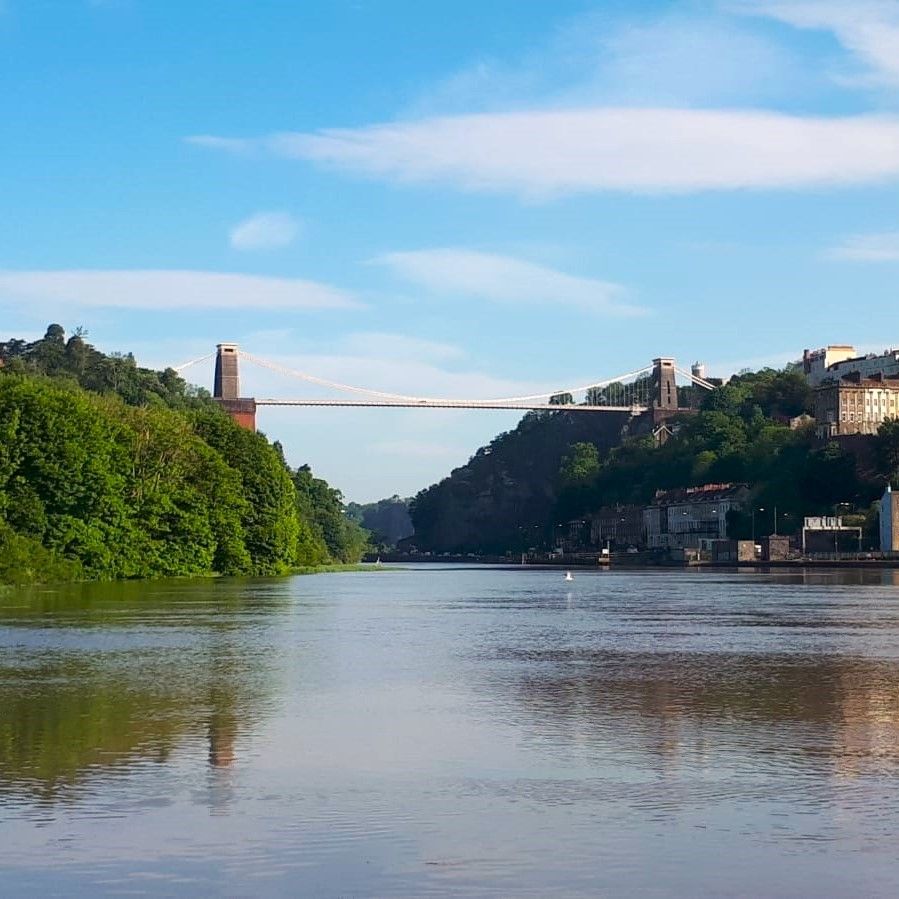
[565,571,573,581]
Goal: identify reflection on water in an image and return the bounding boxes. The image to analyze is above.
[504,649,899,777]
[0,579,285,807]
[3,567,899,896]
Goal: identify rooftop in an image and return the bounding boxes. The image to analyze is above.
[651,483,748,505]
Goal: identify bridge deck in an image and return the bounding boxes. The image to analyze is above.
[256,399,649,412]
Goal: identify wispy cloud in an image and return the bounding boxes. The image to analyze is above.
[826,231,899,261]
[189,109,899,198]
[0,270,361,311]
[411,10,803,114]
[372,248,641,316]
[740,1,899,86]
[229,211,301,251]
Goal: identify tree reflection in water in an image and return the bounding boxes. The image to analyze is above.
[0,578,286,806]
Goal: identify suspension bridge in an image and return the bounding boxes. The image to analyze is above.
[173,344,717,431]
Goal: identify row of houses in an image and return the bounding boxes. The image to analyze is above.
[572,483,749,552]
[565,482,887,555]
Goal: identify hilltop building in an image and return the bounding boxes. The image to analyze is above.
[814,372,899,437]
[802,345,857,385]
[804,345,899,387]
[643,483,748,550]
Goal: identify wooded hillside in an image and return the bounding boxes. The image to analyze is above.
[0,325,367,583]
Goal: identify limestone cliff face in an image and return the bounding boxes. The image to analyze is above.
[410,410,632,553]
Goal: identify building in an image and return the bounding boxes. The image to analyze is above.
[814,372,899,437]
[559,519,590,552]
[803,345,857,385]
[804,345,899,387]
[590,505,644,550]
[643,483,749,550]
[801,516,862,554]
[880,485,899,552]
[761,535,791,561]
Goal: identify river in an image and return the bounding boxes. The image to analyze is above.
[3,566,899,896]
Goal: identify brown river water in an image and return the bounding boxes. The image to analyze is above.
[2,565,899,896]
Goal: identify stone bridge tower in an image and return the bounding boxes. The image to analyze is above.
[651,357,678,421]
[213,343,257,431]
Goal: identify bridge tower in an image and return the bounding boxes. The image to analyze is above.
[651,357,678,422]
[213,344,257,431]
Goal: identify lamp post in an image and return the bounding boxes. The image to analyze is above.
[752,507,765,543]
[834,503,851,556]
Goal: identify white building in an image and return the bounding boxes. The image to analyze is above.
[801,516,862,554]
[643,483,749,550]
[802,346,856,385]
[804,345,899,387]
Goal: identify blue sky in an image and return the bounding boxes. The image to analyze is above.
[3,0,899,501]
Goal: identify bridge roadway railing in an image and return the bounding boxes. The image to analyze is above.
[255,399,650,412]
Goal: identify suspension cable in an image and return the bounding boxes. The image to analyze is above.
[172,351,216,373]
[674,366,717,391]
[241,351,654,406]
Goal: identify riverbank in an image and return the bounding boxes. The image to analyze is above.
[0,562,383,591]
[366,553,899,572]
[291,563,392,575]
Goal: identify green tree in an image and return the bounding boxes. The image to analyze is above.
[192,408,300,575]
[560,442,601,487]
[292,465,369,563]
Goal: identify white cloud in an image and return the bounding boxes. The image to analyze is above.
[229,211,301,251]
[408,9,803,115]
[372,248,638,316]
[826,231,899,261]
[190,108,899,197]
[586,15,803,105]
[740,1,899,86]
[0,270,361,311]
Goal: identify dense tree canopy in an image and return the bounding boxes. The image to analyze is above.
[410,406,632,553]
[346,496,414,550]
[0,326,369,583]
[553,368,880,538]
